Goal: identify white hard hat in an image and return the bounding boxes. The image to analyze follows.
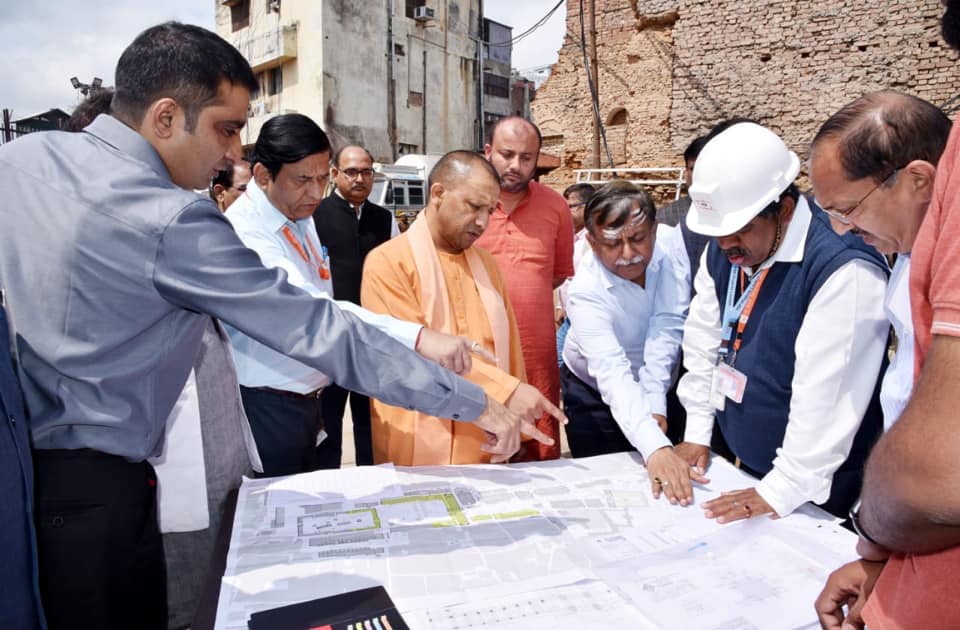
[686,122,800,237]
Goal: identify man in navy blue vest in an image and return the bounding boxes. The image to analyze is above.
[314,145,398,467]
[0,293,45,629]
[673,122,889,523]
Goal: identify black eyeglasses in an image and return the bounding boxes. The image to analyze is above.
[339,168,374,179]
[818,169,900,225]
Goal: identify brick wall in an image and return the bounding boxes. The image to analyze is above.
[531,0,960,194]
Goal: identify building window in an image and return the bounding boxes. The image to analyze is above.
[230,0,250,31]
[398,143,419,155]
[408,91,423,107]
[260,67,282,97]
[405,0,424,19]
[483,73,510,99]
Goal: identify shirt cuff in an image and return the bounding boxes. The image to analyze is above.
[394,321,422,350]
[628,419,672,462]
[648,391,667,417]
[755,466,820,517]
[432,379,487,423]
[683,413,714,446]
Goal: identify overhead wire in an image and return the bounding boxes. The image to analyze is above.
[485,0,565,47]
[579,0,615,169]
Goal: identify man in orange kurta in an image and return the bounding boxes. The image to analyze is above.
[361,151,565,466]
[476,117,576,460]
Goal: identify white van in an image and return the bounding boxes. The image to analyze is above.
[370,154,442,230]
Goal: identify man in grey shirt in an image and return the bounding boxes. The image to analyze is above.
[0,22,551,629]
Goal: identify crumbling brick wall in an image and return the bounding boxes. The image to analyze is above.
[532,0,960,195]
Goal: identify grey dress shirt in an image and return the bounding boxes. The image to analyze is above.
[0,114,485,461]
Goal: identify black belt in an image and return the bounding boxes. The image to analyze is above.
[250,385,324,399]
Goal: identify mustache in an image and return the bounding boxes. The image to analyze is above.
[614,254,646,266]
[721,247,747,259]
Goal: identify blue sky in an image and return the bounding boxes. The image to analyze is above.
[0,1,565,119]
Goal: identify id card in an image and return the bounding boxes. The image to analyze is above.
[716,363,747,404]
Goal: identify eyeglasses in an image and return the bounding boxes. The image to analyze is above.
[339,168,374,179]
[819,169,899,225]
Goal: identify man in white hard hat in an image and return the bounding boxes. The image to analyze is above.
[673,121,890,524]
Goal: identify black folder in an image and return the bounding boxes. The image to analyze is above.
[247,586,410,630]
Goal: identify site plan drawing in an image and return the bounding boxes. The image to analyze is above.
[214,453,856,630]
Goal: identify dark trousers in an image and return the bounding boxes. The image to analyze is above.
[560,364,635,458]
[33,449,166,630]
[316,383,373,468]
[240,386,324,477]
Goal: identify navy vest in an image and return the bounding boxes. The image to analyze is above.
[705,205,887,516]
[314,194,394,305]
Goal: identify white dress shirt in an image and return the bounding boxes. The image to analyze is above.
[880,254,914,429]
[225,181,421,394]
[563,225,691,460]
[557,228,592,311]
[335,188,401,238]
[678,198,889,516]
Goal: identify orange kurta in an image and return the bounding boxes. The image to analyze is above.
[474,180,575,460]
[361,234,527,465]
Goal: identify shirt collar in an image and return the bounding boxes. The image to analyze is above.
[748,195,812,273]
[592,239,665,293]
[84,114,173,184]
[334,187,365,213]
[246,179,311,234]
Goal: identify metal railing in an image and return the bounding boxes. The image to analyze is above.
[574,167,686,201]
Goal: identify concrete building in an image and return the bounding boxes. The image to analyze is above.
[215,0,490,161]
[481,18,513,130]
[531,0,960,190]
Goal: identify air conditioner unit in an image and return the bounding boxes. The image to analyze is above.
[413,6,435,22]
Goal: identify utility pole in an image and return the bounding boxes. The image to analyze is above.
[588,0,600,169]
[386,0,398,161]
[477,0,486,152]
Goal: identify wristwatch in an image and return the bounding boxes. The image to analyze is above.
[849,506,881,546]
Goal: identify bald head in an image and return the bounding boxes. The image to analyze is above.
[810,90,947,256]
[485,116,541,193]
[811,90,951,183]
[426,150,501,254]
[331,144,375,205]
[428,150,499,190]
[489,116,542,149]
[333,145,375,167]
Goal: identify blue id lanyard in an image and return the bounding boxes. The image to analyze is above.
[719,265,767,363]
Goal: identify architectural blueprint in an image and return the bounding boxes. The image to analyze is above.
[214,453,856,630]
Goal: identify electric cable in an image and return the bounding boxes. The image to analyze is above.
[579,0,615,169]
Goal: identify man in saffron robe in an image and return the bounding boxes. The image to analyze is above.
[362,150,565,465]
